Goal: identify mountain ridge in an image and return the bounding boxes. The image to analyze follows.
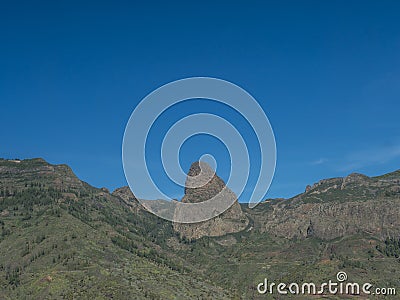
[1,157,399,298]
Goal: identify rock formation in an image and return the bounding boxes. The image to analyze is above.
[173,161,248,239]
[249,170,400,240]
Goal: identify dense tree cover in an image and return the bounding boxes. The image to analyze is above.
[377,237,400,258]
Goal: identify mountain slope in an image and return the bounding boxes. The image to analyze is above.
[0,158,230,299]
[1,158,399,299]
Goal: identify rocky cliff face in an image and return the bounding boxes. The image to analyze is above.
[249,171,400,240]
[173,162,248,240]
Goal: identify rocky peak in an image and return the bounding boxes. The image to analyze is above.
[112,186,141,211]
[100,187,110,194]
[173,161,248,240]
[341,173,370,189]
[185,161,215,188]
[182,161,226,204]
[112,186,137,202]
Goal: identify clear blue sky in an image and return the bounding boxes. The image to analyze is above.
[1,1,399,200]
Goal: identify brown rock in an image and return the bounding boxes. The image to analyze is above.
[173,161,248,240]
[250,170,400,240]
[112,186,141,212]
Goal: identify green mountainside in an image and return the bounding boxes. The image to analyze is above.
[0,159,229,299]
[0,158,399,299]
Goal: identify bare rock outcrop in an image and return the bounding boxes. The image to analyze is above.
[250,170,400,240]
[173,162,248,240]
[112,186,141,212]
